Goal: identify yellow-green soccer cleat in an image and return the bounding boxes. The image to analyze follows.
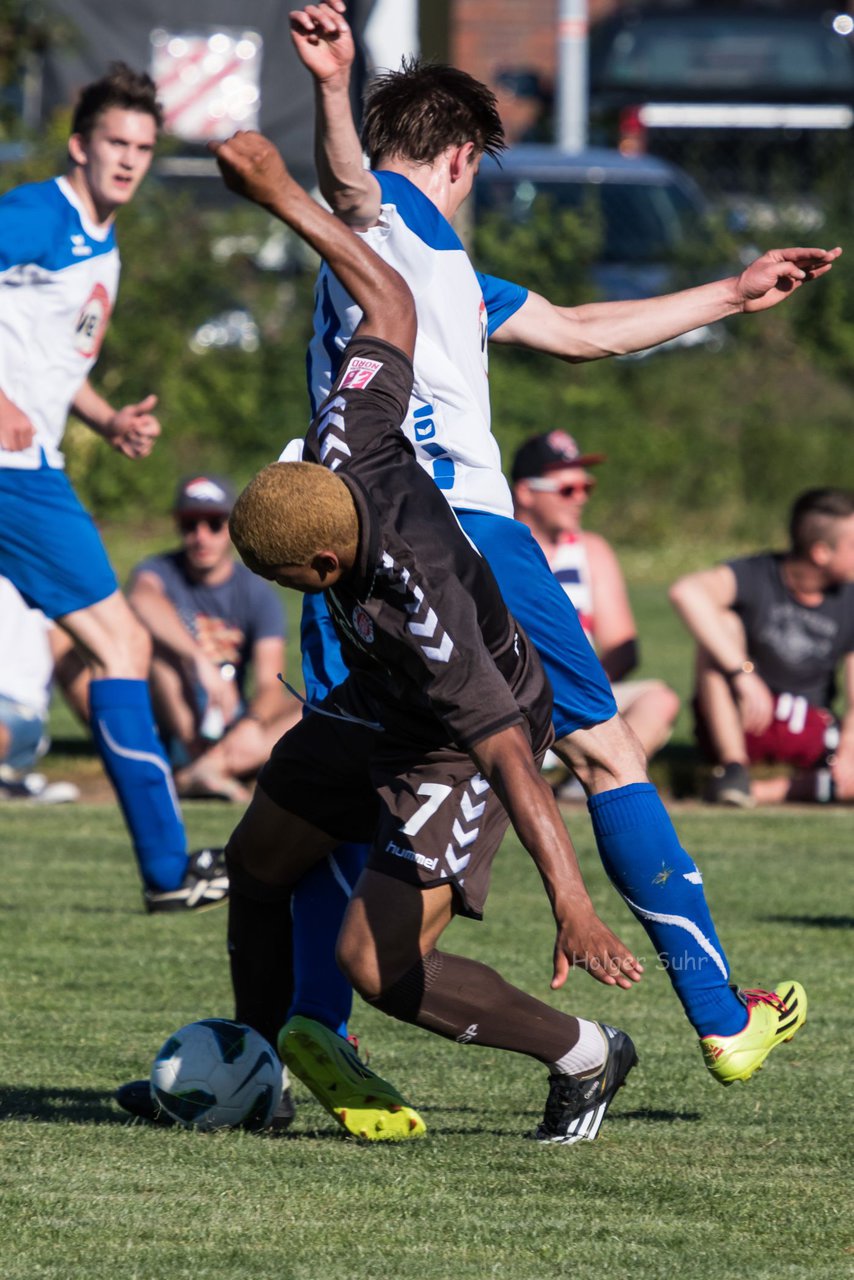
[700,981,807,1085]
[278,1015,427,1141]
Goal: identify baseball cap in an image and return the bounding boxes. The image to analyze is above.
[510,431,606,482]
[173,474,236,516]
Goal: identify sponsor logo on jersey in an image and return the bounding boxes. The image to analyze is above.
[339,355,384,390]
[384,838,438,872]
[70,233,92,258]
[352,604,375,644]
[74,282,111,358]
[457,1023,479,1044]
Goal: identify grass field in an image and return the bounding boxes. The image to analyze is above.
[1,798,852,1280]
[3,530,853,1277]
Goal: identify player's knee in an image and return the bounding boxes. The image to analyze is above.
[335,930,379,1000]
[650,681,681,727]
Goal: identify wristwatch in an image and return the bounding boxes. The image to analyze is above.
[725,660,755,679]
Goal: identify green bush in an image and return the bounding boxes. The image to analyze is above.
[6,131,853,544]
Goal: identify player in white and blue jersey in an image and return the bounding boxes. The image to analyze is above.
[279,3,830,1101]
[0,65,226,913]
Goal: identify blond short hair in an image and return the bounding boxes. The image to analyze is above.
[229,462,358,570]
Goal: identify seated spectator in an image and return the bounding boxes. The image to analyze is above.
[0,576,79,803]
[511,431,680,776]
[669,487,854,807]
[127,474,301,803]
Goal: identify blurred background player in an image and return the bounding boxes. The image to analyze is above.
[670,487,854,807]
[128,474,300,804]
[0,576,79,804]
[511,430,680,768]
[0,64,225,912]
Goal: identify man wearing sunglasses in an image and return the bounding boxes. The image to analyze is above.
[128,475,300,803]
[512,431,680,766]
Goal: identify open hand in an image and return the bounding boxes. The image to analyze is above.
[552,906,644,991]
[736,246,842,313]
[290,3,354,82]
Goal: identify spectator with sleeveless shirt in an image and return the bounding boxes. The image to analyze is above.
[511,430,680,769]
[670,488,854,806]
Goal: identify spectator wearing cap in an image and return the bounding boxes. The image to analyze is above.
[512,431,680,766]
[127,474,301,802]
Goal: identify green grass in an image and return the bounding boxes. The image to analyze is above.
[1,800,852,1279]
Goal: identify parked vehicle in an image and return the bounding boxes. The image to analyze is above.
[474,144,726,355]
[588,6,854,201]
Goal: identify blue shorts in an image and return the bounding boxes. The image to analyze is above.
[299,511,616,738]
[0,693,46,770]
[0,466,118,619]
[456,510,616,737]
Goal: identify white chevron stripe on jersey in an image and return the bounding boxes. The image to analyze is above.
[470,774,490,795]
[377,550,455,664]
[408,607,438,637]
[460,792,486,822]
[452,819,479,848]
[445,845,471,875]
[319,436,351,470]
[316,397,351,471]
[421,633,454,663]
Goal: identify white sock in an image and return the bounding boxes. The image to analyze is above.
[549,1020,607,1078]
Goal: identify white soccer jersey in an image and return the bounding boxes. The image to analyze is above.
[0,177,120,470]
[306,171,527,518]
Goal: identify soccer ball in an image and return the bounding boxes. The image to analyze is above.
[150,1018,283,1131]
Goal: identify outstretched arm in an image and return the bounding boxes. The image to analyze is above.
[493,246,842,361]
[289,1,382,227]
[471,724,643,991]
[211,130,414,357]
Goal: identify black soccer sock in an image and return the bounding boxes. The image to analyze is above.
[369,949,581,1064]
[227,872,294,1052]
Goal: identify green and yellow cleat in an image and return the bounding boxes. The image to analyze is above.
[700,981,807,1085]
[279,1015,426,1141]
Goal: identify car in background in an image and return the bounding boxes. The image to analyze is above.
[588,5,854,207]
[474,144,727,356]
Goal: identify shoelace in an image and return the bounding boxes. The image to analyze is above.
[741,987,789,1015]
[542,1074,588,1126]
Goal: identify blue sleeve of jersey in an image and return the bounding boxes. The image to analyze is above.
[0,184,59,271]
[476,272,529,336]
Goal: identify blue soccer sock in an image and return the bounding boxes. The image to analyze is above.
[588,782,746,1038]
[289,842,369,1038]
[89,678,188,893]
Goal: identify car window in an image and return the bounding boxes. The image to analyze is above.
[476,177,703,262]
[594,16,854,93]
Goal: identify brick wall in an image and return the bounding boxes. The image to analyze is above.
[450,0,619,85]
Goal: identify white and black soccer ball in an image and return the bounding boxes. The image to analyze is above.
[150,1018,282,1131]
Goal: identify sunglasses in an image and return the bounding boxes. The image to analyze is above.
[526,477,596,498]
[179,515,228,534]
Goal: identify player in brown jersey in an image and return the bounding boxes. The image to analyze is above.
[215,129,643,1144]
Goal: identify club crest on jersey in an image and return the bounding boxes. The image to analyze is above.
[74,282,111,358]
[352,604,375,643]
[340,356,383,391]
